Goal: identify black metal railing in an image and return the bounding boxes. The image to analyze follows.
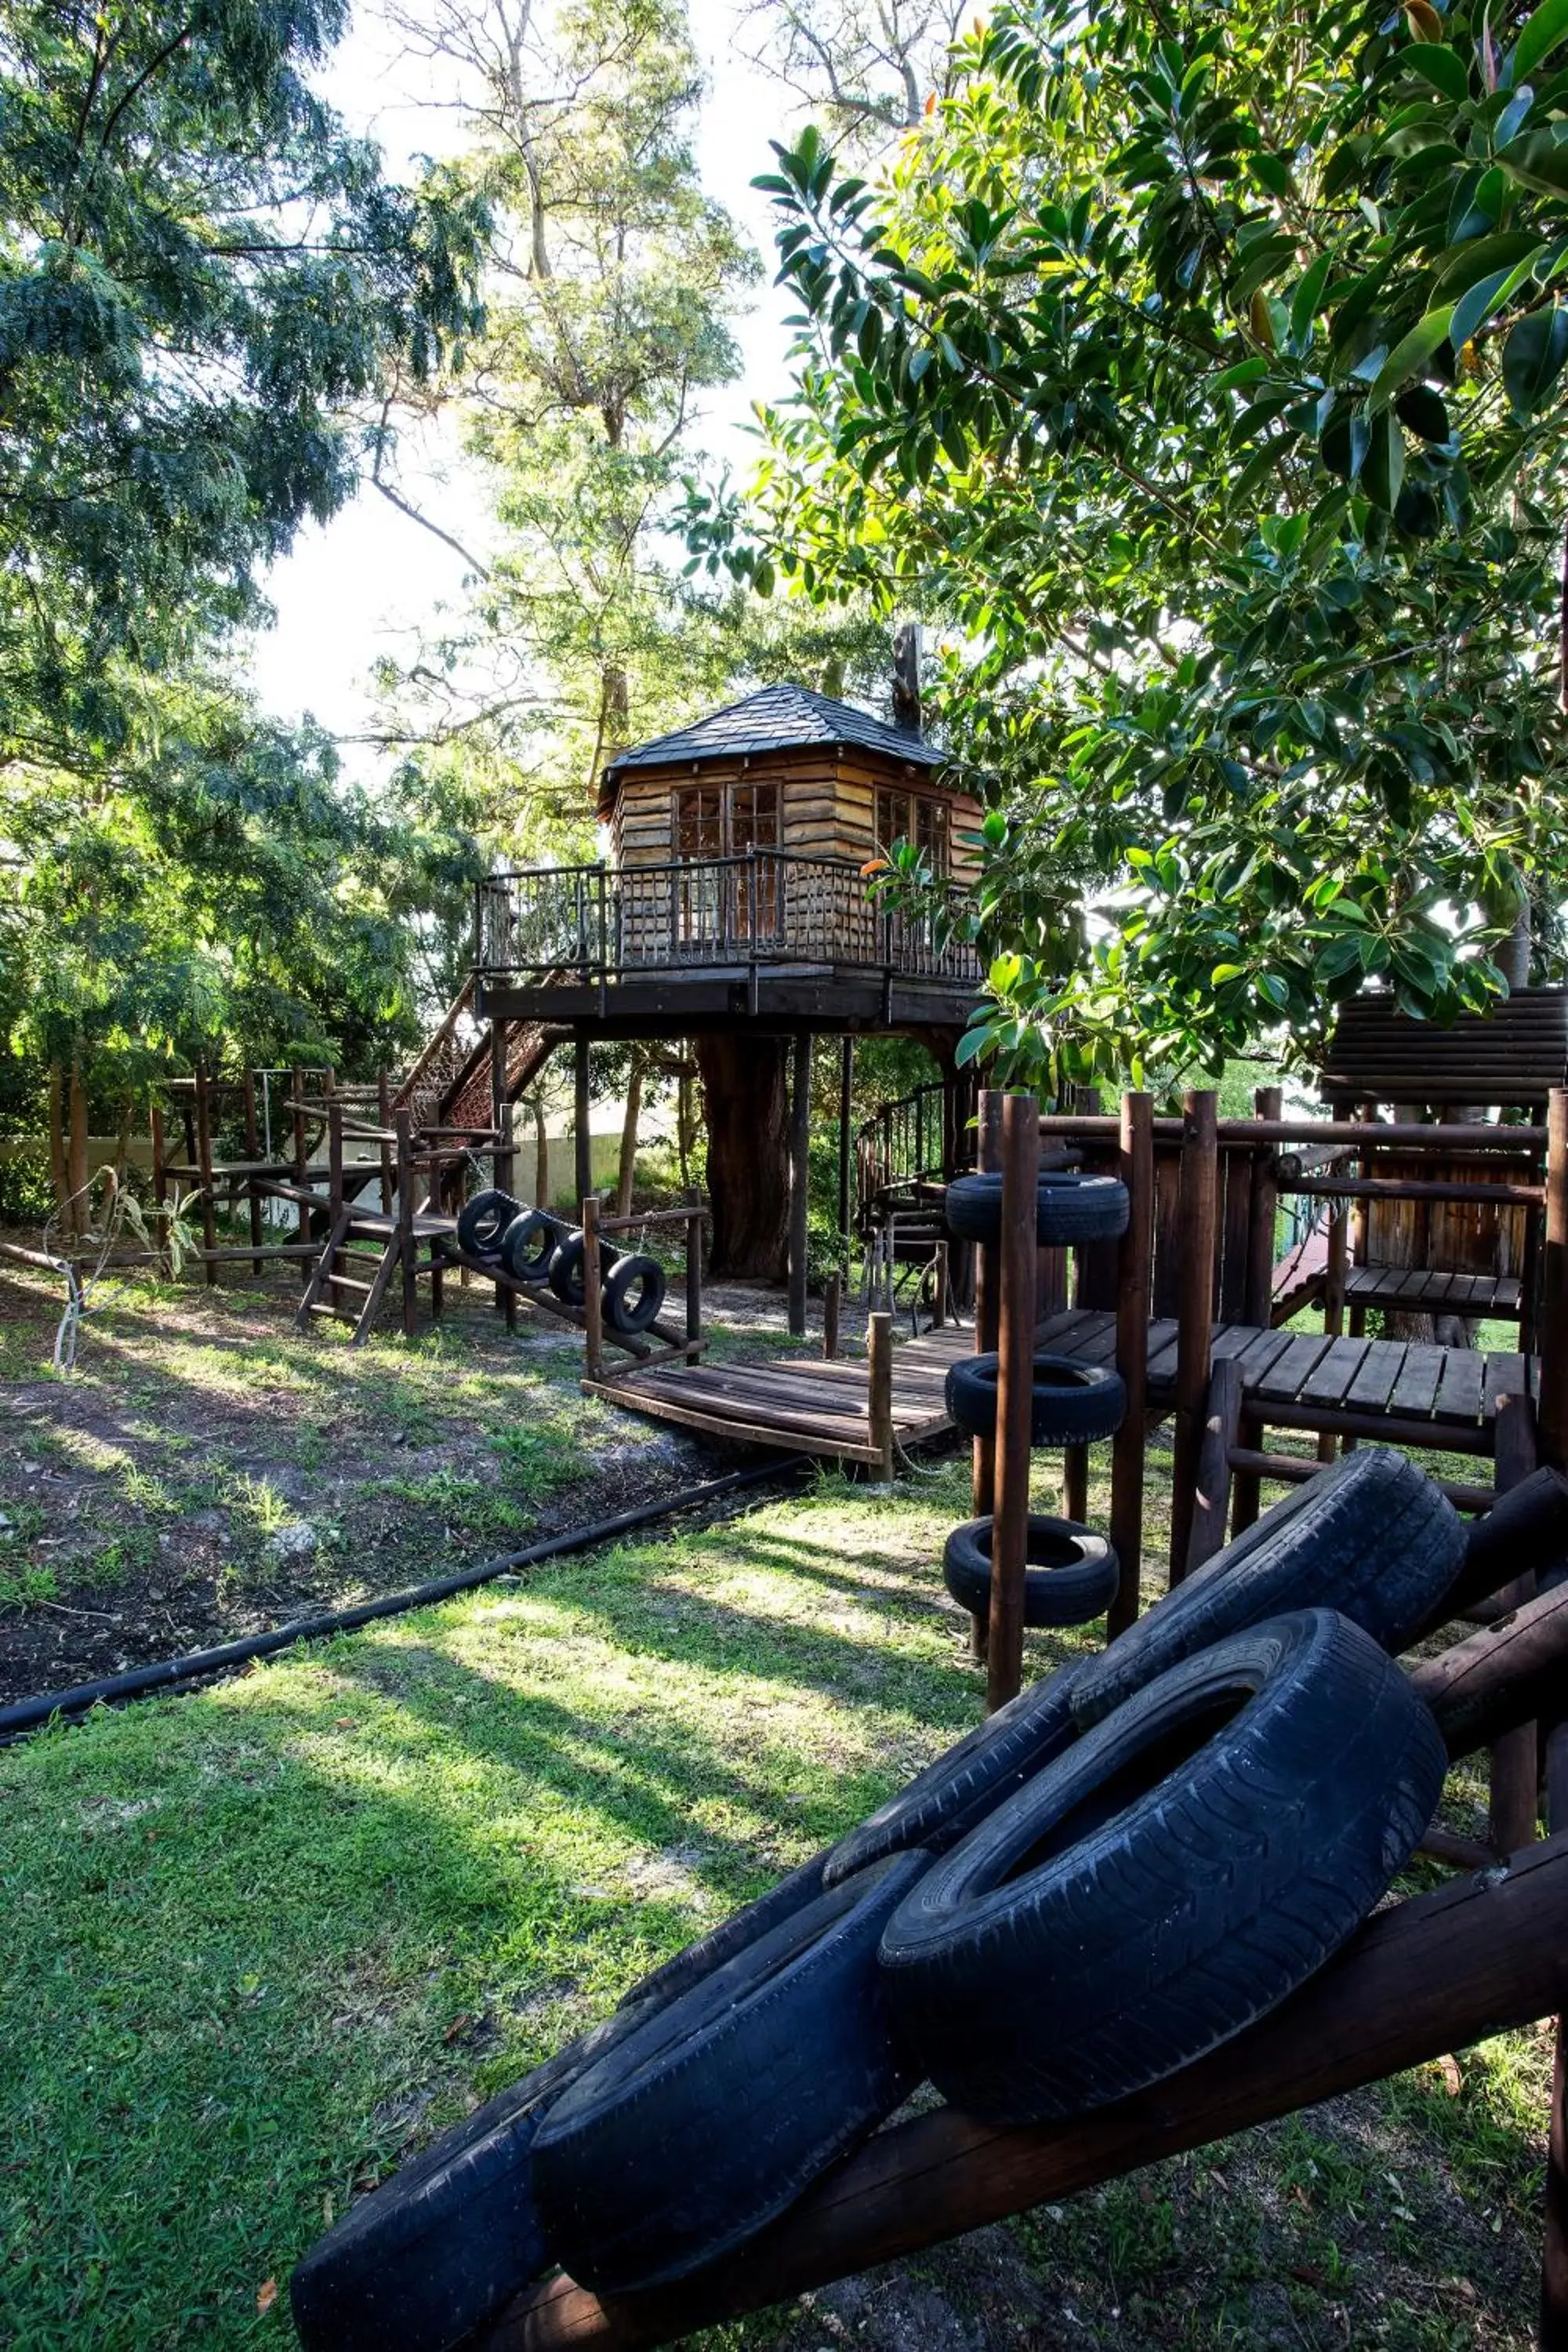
[476,853,979,985]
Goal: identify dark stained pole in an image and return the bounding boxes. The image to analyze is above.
[1170,1088,1219,1580]
[987,1090,1040,1711]
[575,1036,593,1210]
[837,1035,854,1271]
[788,1030,813,1337]
[1107,1089,1153,1640]
[1541,1087,1568,1470]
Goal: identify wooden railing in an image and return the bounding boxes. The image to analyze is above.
[476,854,980,985]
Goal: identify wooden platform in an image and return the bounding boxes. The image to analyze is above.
[585,1326,974,1464]
[1343,1265,1523,1320]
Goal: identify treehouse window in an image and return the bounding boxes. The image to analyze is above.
[674,779,781,858]
[877,786,949,873]
[675,784,724,859]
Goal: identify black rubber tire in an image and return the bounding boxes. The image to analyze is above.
[943,1515,1120,1629]
[456,1188,524,1259]
[945,1352,1126,1445]
[880,1609,1446,2125]
[821,1664,1080,1889]
[498,1209,568,1283]
[944,1171,1130,1247]
[532,1851,928,2294]
[1070,1445,1465,1731]
[603,1252,667,1336]
[290,1997,652,2352]
[546,1232,619,1305]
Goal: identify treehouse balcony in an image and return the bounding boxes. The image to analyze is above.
[473,853,983,1039]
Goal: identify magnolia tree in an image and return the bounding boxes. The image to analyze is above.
[696,0,1568,1086]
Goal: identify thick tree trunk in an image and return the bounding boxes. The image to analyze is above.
[48,1062,67,1226]
[532,1098,550,1209]
[695,1034,791,1279]
[616,1054,644,1218]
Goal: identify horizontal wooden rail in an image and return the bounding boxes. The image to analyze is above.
[1225,1446,1496,1514]
[1037,1114,1548,1152]
[1277,1174,1544,1207]
[481,1836,1568,2350]
[597,1204,711,1237]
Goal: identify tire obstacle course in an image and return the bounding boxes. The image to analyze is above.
[289,1085,1568,2352]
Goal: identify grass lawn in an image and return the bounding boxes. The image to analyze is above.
[0,1271,1553,2350]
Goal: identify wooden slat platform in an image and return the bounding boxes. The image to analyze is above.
[1344,1265,1522,1319]
[585,1326,974,1464]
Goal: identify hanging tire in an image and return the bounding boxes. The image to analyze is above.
[603,1253,667,1335]
[532,1851,928,2294]
[821,1664,1081,1889]
[944,1171,1130,1247]
[457,1189,524,1259]
[879,1609,1446,2125]
[1070,1445,1465,1732]
[546,1232,619,1305]
[945,1352,1126,1445]
[943,1515,1119,1629]
[498,1209,568,1283]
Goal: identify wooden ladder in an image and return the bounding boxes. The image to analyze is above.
[296,1210,403,1345]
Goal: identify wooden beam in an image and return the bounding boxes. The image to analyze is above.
[1424,1467,1568,1632]
[788,1031,812,1338]
[1108,1091,1153,1641]
[1544,1730,1568,2349]
[396,1110,416,1338]
[582,1195,604,1382]
[1187,1355,1242,1573]
[988,1092,1040,1712]
[292,1064,311,1287]
[241,1070,263,1275]
[837,1035,854,1272]
[971,1092,1005,1539]
[1543,1089,1568,1472]
[1409,1574,1568,1762]
[1490,1392,1541,1856]
[822,1272,841,1362]
[867,1311,894,1483]
[480,1836,1568,2352]
[1171,1090,1218,1579]
[685,1189,704,1364]
[193,1062,218,1285]
[575,1037,593,1211]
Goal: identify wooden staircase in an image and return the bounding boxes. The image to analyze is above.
[295,1209,407,1342]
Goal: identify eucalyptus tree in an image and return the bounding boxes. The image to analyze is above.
[711,0,1568,1087]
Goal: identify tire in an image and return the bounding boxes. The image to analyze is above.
[457,1188,524,1259]
[290,1998,652,2352]
[546,1232,619,1305]
[822,1664,1080,1889]
[499,1209,568,1283]
[944,1171,1130,1247]
[879,1610,1446,2125]
[945,1352,1126,1445]
[1070,1445,1465,1731]
[603,1252,667,1336]
[532,1851,928,2294]
[943,1515,1119,1629]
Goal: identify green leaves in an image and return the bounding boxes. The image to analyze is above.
[1404,43,1472,103]
[1361,411,1406,509]
[1501,300,1568,407]
[1511,0,1568,87]
[1367,306,1454,409]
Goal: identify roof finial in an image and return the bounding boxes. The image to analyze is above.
[891,620,923,737]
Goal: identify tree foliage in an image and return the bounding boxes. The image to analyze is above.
[720,0,1568,1085]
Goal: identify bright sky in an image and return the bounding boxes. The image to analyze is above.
[243,0,801,754]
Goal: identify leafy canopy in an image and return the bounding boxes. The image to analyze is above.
[720,0,1568,1084]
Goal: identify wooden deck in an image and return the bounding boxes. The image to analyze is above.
[584,1326,974,1464]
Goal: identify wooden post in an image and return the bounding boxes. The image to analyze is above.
[193,1062,218,1284]
[1232,1084,1283,1535]
[837,1035,854,1271]
[378,1069,394,1215]
[988,1092,1040,1713]
[1490,1391,1541,1857]
[685,1189,703,1362]
[574,1036,593,1210]
[492,1016,515,1330]
[1317,1200,1349,1464]
[1063,1444,1088,1523]
[1541,1088,1568,1472]
[241,1069,263,1276]
[1544,1728,1568,2350]
[292,1065,311,1287]
[931,1240,949,1333]
[868,1309,895,1483]
[823,1271,841,1360]
[1187,1355,1243,1573]
[1170,1089,1219,1580]
[150,1103,168,1219]
[392,1109,414,1335]
[582,1193,603,1381]
[788,1031,813,1338]
[971,1091,1006,1520]
[327,1096,345,1316]
[1108,1091,1153,1642]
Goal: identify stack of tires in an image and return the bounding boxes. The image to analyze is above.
[941,1170,1131,1635]
[292,1448,1468,2352]
[456,1189,667,1338]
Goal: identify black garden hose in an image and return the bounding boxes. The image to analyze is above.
[0,1457,811,1744]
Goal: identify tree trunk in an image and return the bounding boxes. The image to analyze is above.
[1498,902,1532,990]
[48,1062,68,1226]
[113,1093,135,1181]
[68,1055,89,1236]
[677,1066,693,1193]
[695,1034,791,1279]
[616,1054,644,1218]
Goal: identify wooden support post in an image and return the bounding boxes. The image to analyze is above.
[1170,1089,1219,1581]
[1187,1355,1243,1573]
[1318,1200,1349,1463]
[193,1062,218,1284]
[822,1271,841,1361]
[971,1091,1005,1522]
[292,1065,310,1287]
[1233,1085,1283,1535]
[1544,1729,1568,2350]
[788,1030,813,1338]
[150,1103,168,1221]
[685,1189,703,1363]
[1108,1091,1153,1642]
[396,1110,416,1337]
[582,1194,603,1382]
[1062,1444,1088,1523]
[932,1240,949,1333]
[868,1309,894,1484]
[327,1097,345,1316]
[241,1069,263,1276]
[492,1017,515,1330]
[378,1069,394,1215]
[574,1036,593,1211]
[988,1092,1040,1714]
[1490,1390,1540,1857]
[837,1035,854,1271]
[1542,1089,1568,1472]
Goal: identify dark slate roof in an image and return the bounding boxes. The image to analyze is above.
[602,684,945,786]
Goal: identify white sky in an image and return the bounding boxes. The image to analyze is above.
[243,0,801,753]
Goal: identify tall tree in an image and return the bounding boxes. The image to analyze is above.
[739,0,966,147]
[720,0,1568,1091]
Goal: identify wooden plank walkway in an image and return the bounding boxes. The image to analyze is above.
[585,1326,974,1465]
